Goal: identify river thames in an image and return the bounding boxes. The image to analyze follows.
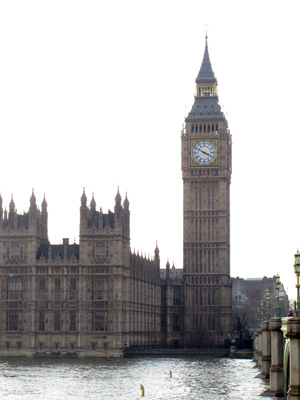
[0,357,272,399]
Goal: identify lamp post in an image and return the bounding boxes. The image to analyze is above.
[265,288,270,321]
[254,309,259,328]
[275,274,281,318]
[256,307,260,328]
[260,299,265,321]
[294,249,300,317]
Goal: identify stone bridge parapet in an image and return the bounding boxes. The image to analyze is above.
[255,316,300,399]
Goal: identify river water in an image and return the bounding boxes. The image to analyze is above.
[0,357,272,399]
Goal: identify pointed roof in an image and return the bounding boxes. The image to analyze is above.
[42,193,47,210]
[9,195,15,212]
[123,192,129,209]
[115,186,121,205]
[90,193,96,211]
[196,35,216,83]
[185,35,226,123]
[30,188,36,206]
[81,187,87,206]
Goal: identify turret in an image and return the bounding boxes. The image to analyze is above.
[81,188,87,207]
[41,194,47,211]
[41,194,48,243]
[79,190,130,237]
[99,207,103,228]
[29,189,38,227]
[123,192,130,237]
[8,195,15,228]
[80,188,88,230]
[154,241,160,262]
[115,187,122,222]
[166,259,170,281]
[89,193,98,228]
[123,192,129,210]
[29,189,37,210]
[90,193,96,212]
[9,195,15,213]
[154,241,160,269]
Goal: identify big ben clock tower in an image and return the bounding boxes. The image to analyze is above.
[182,35,232,346]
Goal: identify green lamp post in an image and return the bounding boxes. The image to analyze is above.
[275,274,281,318]
[294,249,300,317]
[256,307,260,328]
[260,299,264,321]
[265,288,270,321]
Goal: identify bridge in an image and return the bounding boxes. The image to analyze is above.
[254,316,300,399]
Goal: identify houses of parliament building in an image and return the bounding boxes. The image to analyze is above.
[0,37,232,356]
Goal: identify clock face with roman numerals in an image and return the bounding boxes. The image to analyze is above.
[192,140,217,165]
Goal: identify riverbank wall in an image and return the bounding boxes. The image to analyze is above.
[124,347,252,358]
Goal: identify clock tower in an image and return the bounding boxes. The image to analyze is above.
[181,36,232,346]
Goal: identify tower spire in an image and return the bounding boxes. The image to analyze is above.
[90,193,96,211]
[30,188,37,209]
[115,187,121,206]
[42,193,47,211]
[81,187,87,206]
[9,195,15,213]
[41,193,48,243]
[196,34,216,83]
[185,35,225,124]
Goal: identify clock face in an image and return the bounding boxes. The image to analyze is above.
[192,140,217,165]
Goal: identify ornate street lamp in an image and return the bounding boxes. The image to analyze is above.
[265,288,270,321]
[256,307,260,328]
[275,274,281,318]
[260,299,264,321]
[294,249,300,317]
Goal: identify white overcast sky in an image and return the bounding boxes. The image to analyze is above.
[1,1,300,299]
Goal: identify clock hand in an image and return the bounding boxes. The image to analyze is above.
[199,149,210,156]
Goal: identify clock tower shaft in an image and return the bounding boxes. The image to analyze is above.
[181,36,232,347]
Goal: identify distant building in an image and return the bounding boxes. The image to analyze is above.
[0,189,165,356]
[232,276,289,330]
[0,36,232,356]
